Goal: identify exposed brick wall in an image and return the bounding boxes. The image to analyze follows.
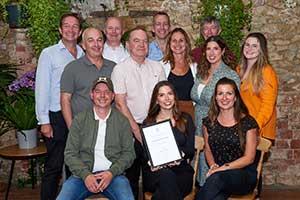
[0,27,36,184]
[249,0,300,186]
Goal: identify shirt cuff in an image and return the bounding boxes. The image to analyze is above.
[37,114,50,125]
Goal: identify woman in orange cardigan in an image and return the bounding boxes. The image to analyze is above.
[238,32,278,140]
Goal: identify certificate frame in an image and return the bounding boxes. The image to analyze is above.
[141,119,182,168]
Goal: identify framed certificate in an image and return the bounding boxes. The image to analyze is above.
[141,120,182,168]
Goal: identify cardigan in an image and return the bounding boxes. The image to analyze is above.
[239,64,278,140]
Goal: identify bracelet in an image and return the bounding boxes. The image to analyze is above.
[210,163,219,170]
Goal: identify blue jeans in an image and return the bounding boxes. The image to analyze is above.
[56,175,134,200]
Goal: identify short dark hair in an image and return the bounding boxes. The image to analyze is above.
[153,11,170,25]
[200,16,221,33]
[59,13,82,30]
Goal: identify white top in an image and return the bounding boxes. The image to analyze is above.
[198,83,205,98]
[92,108,112,172]
[160,61,197,79]
[111,57,166,123]
[102,42,129,64]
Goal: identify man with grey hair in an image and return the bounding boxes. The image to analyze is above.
[111,26,166,199]
[61,27,115,128]
[192,16,235,63]
[103,17,129,63]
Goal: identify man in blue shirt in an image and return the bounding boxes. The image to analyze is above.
[147,11,171,61]
[35,12,84,200]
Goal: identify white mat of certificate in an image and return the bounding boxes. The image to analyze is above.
[142,120,182,167]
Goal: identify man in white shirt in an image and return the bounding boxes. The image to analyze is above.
[111,27,166,199]
[102,17,129,63]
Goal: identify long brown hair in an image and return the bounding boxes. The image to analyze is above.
[208,77,249,151]
[239,32,269,93]
[197,36,237,80]
[144,81,187,133]
[163,28,193,70]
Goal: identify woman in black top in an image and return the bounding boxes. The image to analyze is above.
[162,28,197,121]
[196,77,259,200]
[142,81,195,200]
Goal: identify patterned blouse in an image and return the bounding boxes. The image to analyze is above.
[190,61,240,136]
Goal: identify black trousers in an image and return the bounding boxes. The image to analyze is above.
[196,169,257,200]
[143,162,194,200]
[41,111,69,200]
[125,139,144,200]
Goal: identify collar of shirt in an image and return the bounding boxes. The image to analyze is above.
[93,107,111,123]
[152,40,160,49]
[129,56,148,68]
[57,40,85,58]
[82,55,94,66]
[104,42,124,50]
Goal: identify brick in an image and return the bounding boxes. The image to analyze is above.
[277,95,294,105]
[277,130,292,139]
[16,45,25,52]
[289,112,300,123]
[291,140,300,148]
[292,130,300,139]
[263,174,275,185]
[294,150,300,160]
[277,120,288,129]
[277,106,289,118]
[275,139,290,149]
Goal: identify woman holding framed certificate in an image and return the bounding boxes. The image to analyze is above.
[142,81,195,200]
[196,77,259,200]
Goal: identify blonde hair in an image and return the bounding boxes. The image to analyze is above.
[240,32,270,93]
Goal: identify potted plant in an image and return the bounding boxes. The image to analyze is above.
[0,64,16,137]
[0,0,27,28]
[0,70,37,149]
[1,0,70,55]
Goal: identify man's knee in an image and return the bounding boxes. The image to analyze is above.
[108,175,134,200]
[111,175,131,187]
[57,176,87,200]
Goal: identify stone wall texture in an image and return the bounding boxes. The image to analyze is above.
[0,0,300,186]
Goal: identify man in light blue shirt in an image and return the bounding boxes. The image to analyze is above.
[35,13,84,200]
[147,11,171,61]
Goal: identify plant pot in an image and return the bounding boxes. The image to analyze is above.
[17,128,37,149]
[5,3,25,28]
